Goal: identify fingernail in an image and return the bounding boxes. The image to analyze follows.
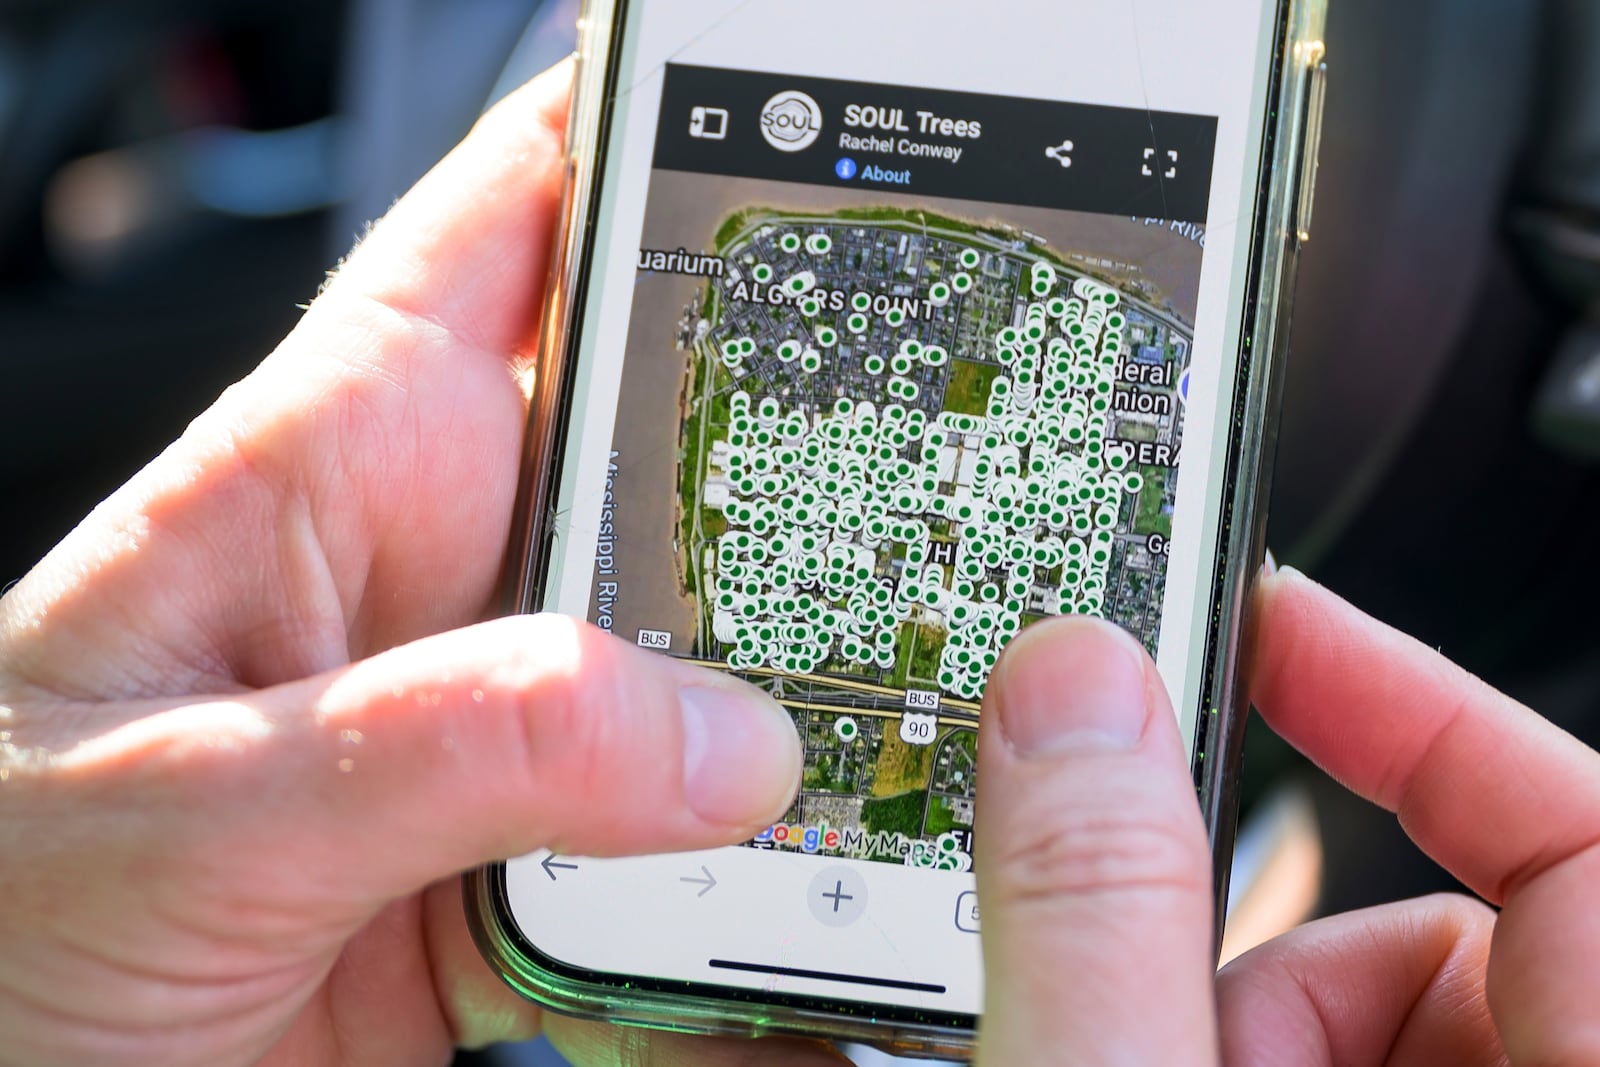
[994,619,1151,756]
[679,685,800,825]
[1264,547,1279,576]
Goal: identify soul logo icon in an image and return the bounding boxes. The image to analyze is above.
[760,90,823,152]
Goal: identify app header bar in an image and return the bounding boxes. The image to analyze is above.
[652,64,1219,224]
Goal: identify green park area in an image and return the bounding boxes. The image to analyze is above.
[924,795,968,836]
[887,623,946,689]
[942,359,1004,417]
[869,729,934,798]
[804,751,853,795]
[860,791,924,838]
[1136,464,1173,539]
[680,359,737,593]
[907,623,945,684]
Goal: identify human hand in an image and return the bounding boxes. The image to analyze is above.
[0,63,851,1067]
[12,51,1593,1067]
[970,568,1600,1065]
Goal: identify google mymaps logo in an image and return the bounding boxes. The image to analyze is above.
[754,820,841,852]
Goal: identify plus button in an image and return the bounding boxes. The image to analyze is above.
[806,866,869,927]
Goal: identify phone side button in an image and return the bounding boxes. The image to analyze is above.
[1297,62,1329,245]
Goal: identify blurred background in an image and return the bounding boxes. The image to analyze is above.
[2,1,1596,1064]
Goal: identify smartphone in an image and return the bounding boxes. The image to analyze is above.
[467,0,1327,1057]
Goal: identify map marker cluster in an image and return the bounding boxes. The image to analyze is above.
[708,234,1145,700]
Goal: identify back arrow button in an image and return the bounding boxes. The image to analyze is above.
[679,866,718,897]
[540,855,579,881]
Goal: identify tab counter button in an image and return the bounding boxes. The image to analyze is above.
[955,890,980,933]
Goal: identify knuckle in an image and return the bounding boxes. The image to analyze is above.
[497,614,632,799]
[986,788,1211,909]
[1422,891,1498,930]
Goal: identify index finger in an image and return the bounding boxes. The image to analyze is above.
[1251,568,1600,1063]
[325,59,575,357]
[1250,568,1600,904]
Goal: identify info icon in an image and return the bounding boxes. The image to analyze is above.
[835,157,859,181]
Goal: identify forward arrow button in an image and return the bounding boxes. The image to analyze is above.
[679,866,718,898]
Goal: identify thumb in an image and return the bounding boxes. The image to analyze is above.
[974,618,1217,1066]
[209,613,802,899]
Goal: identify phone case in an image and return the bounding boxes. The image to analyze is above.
[467,1,1329,1058]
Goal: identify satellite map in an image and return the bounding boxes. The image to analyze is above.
[593,173,1198,869]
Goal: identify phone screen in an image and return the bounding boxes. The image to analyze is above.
[508,0,1282,1022]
